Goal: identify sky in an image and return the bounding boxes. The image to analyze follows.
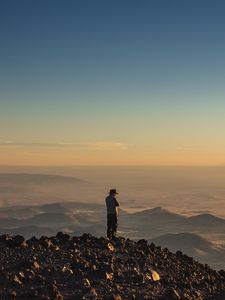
[1,0,225,166]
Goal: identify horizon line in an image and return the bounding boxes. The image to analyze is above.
[0,164,225,168]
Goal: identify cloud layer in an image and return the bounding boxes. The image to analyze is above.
[0,141,127,151]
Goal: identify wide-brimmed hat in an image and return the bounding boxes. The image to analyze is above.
[109,189,118,194]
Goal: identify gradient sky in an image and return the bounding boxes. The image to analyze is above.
[1,0,225,166]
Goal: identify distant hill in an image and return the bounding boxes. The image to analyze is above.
[55,201,105,212]
[151,232,225,270]
[38,202,71,213]
[0,201,105,217]
[180,213,225,227]
[132,206,186,223]
[68,224,105,236]
[0,173,88,186]
[0,225,57,238]
[0,212,75,228]
[0,217,21,228]
[0,206,40,219]
[152,232,214,253]
[24,212,76,227]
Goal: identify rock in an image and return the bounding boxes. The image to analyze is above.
[87,269,113,280]
[20,288,39,298]
[164,288,182,299]
[40,237,52,248]
[83,288,98,299]
[7,235,26,248]
[13,275,22,285]
[219,269,225,277]
[82,278,91,288]
[124,268,144,283]
[150,269,160,281]
[81,233,92,242]
[17,271,25,280]
[73,268,84,279]
[192,290,203,299]
[137,239,148,246]
[149,242,156,251]
[176,250,183,257]
[33,261,41,270]
[9,290,17,299]
[23,269,36,281]
[106,242,115,251]
[105,295,122,300]
[98,236,109,245]
[56,232,71,242]
[0,234,11,243]
[62,265,73,275]
[27,236,39,248]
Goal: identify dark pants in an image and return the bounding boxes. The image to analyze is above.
[107,214,118,239]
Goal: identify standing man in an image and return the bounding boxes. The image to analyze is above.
[105,189,120,239]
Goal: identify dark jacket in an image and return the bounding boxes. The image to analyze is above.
[105,194,120,215]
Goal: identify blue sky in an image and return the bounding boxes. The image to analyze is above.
[1,0,225,165]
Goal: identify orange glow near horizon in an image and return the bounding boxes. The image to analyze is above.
[0,144,225,166]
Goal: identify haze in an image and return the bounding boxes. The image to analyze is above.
[1,165,225,218]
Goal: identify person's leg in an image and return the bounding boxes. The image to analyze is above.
[107,214,113,239]
[112,214,118,238]
[114,214,118,235]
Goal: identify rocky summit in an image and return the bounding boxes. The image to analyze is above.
[0,233,224,300]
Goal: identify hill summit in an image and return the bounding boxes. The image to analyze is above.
[0,233,224,300]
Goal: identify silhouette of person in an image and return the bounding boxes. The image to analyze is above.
[105,189,120,239]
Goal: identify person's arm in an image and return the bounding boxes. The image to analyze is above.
[115,198,120,207]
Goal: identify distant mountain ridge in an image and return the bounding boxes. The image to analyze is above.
[181,213,225,227]
[0,173,88,185]
[132,206,186,222]
[151,232,225,270]
[131,206,225,227]
[152,232,216,253]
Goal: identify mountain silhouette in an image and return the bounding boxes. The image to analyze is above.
[132,206,186,223]
[38,202,71,213]
[24,212,75,227]
[151,232,225,270]
[0,173,87,185]
[180,213,225,227]
[0,225,56,238]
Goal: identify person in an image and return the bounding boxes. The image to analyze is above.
[105,189,120,239]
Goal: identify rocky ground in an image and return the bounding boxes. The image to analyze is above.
[0,233,224,300]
